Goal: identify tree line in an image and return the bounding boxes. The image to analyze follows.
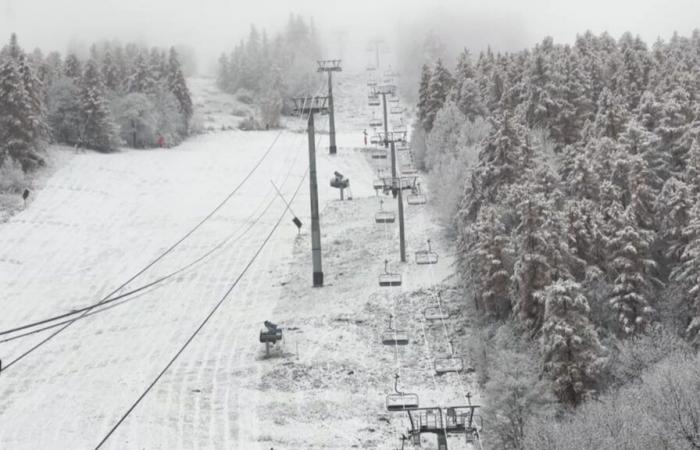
[0,33,193,175]
[216,14,322,129]
[413,30,700,448]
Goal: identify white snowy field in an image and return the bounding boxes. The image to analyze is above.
[0,76,478,449]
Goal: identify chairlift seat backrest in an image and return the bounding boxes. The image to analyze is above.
[434,357,464,374]
[371,149,388,159]
[381,330,409,345]
[386,393,419,411]
[407,194,427,205]
[424,306,450,320]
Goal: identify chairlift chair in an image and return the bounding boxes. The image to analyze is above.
[389,96,400,104]
[424,306,451,321]
[368,96,381,107]
[373,178,385,190]
[390,106,403,115]
[367,80,377,87]
[434,340,464,374]
[407,183,427,205]
[393,124,407,133]
[381,315,409,345]
[401,166,418,177]
[415,239,439,265]
[369,117,383,128]
[375,200,395,223]
[370,134,381,145]
[371,148,388,159]
[367,65,376,72]
[378,260,402,287]
[386,374,419,411]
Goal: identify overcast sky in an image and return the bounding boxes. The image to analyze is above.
[2,0,699,73]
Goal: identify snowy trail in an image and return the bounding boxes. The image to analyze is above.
[0,75,475,449]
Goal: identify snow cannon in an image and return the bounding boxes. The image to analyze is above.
[330,171,352,200]
[260,321,283,357]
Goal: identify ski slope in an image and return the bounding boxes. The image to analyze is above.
[0,75,479,449]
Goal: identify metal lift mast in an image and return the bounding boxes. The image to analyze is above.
[292,96,329,287]
[317,60,342,155]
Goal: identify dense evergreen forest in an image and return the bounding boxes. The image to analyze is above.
[216,15,322,129]
[413,31,700,448]
[0,33,193,189]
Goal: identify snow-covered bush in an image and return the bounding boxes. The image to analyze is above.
[112,93,157,148]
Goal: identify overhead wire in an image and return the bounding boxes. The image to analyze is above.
[0,81,327,373]
[0,83,325,344]
[93,143,312,450]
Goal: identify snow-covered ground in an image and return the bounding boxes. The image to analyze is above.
[0,75,478,449]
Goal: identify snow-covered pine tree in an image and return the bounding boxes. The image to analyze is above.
[452,48,476,103]
[550,47,593,149]
[17,52,50,147]
[457,78,487,122]
[524,43,559,130]
[563,199,606,278]
[618,120,666,185]
[63,53,82,80]
[471,206,513,319]
[607,208,657,335]
[657,177,692,261]
[101,48,121,92]
[657,87,695,172]
[512,189,570,331]
[562,147,600,201]
[0,59,42,170]
[167,47,193,125]
[79,59,119,152]
[423,59,453,132]
[127,53,156,94]
[593,87,629,140]
[541,279,605,406]
[217,53,230,92]
[685,138,700,195]
[670,202,700,346]
[636,90,663,132]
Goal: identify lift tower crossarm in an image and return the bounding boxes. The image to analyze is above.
[317,59,342,155]
[291,96,329,287]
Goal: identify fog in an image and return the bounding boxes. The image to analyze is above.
[2,0,699,74]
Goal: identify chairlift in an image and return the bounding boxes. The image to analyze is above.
[367,65,377,72]
[390,106,403,115]
[389,96,400,104]
[393,124,407,133]
[407,183,427,205]
[369,117,383,128]
[424,306,451,321]
[415,239,439,265]
[371,148,388,159]
[434,340,465,374]
[370,134,381,145]
[386,374,419,411]
[373,178,385,190]
[375,200,395,223]
[381,314,409,345]
[367,80,377,87]
[378,260,402,287]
